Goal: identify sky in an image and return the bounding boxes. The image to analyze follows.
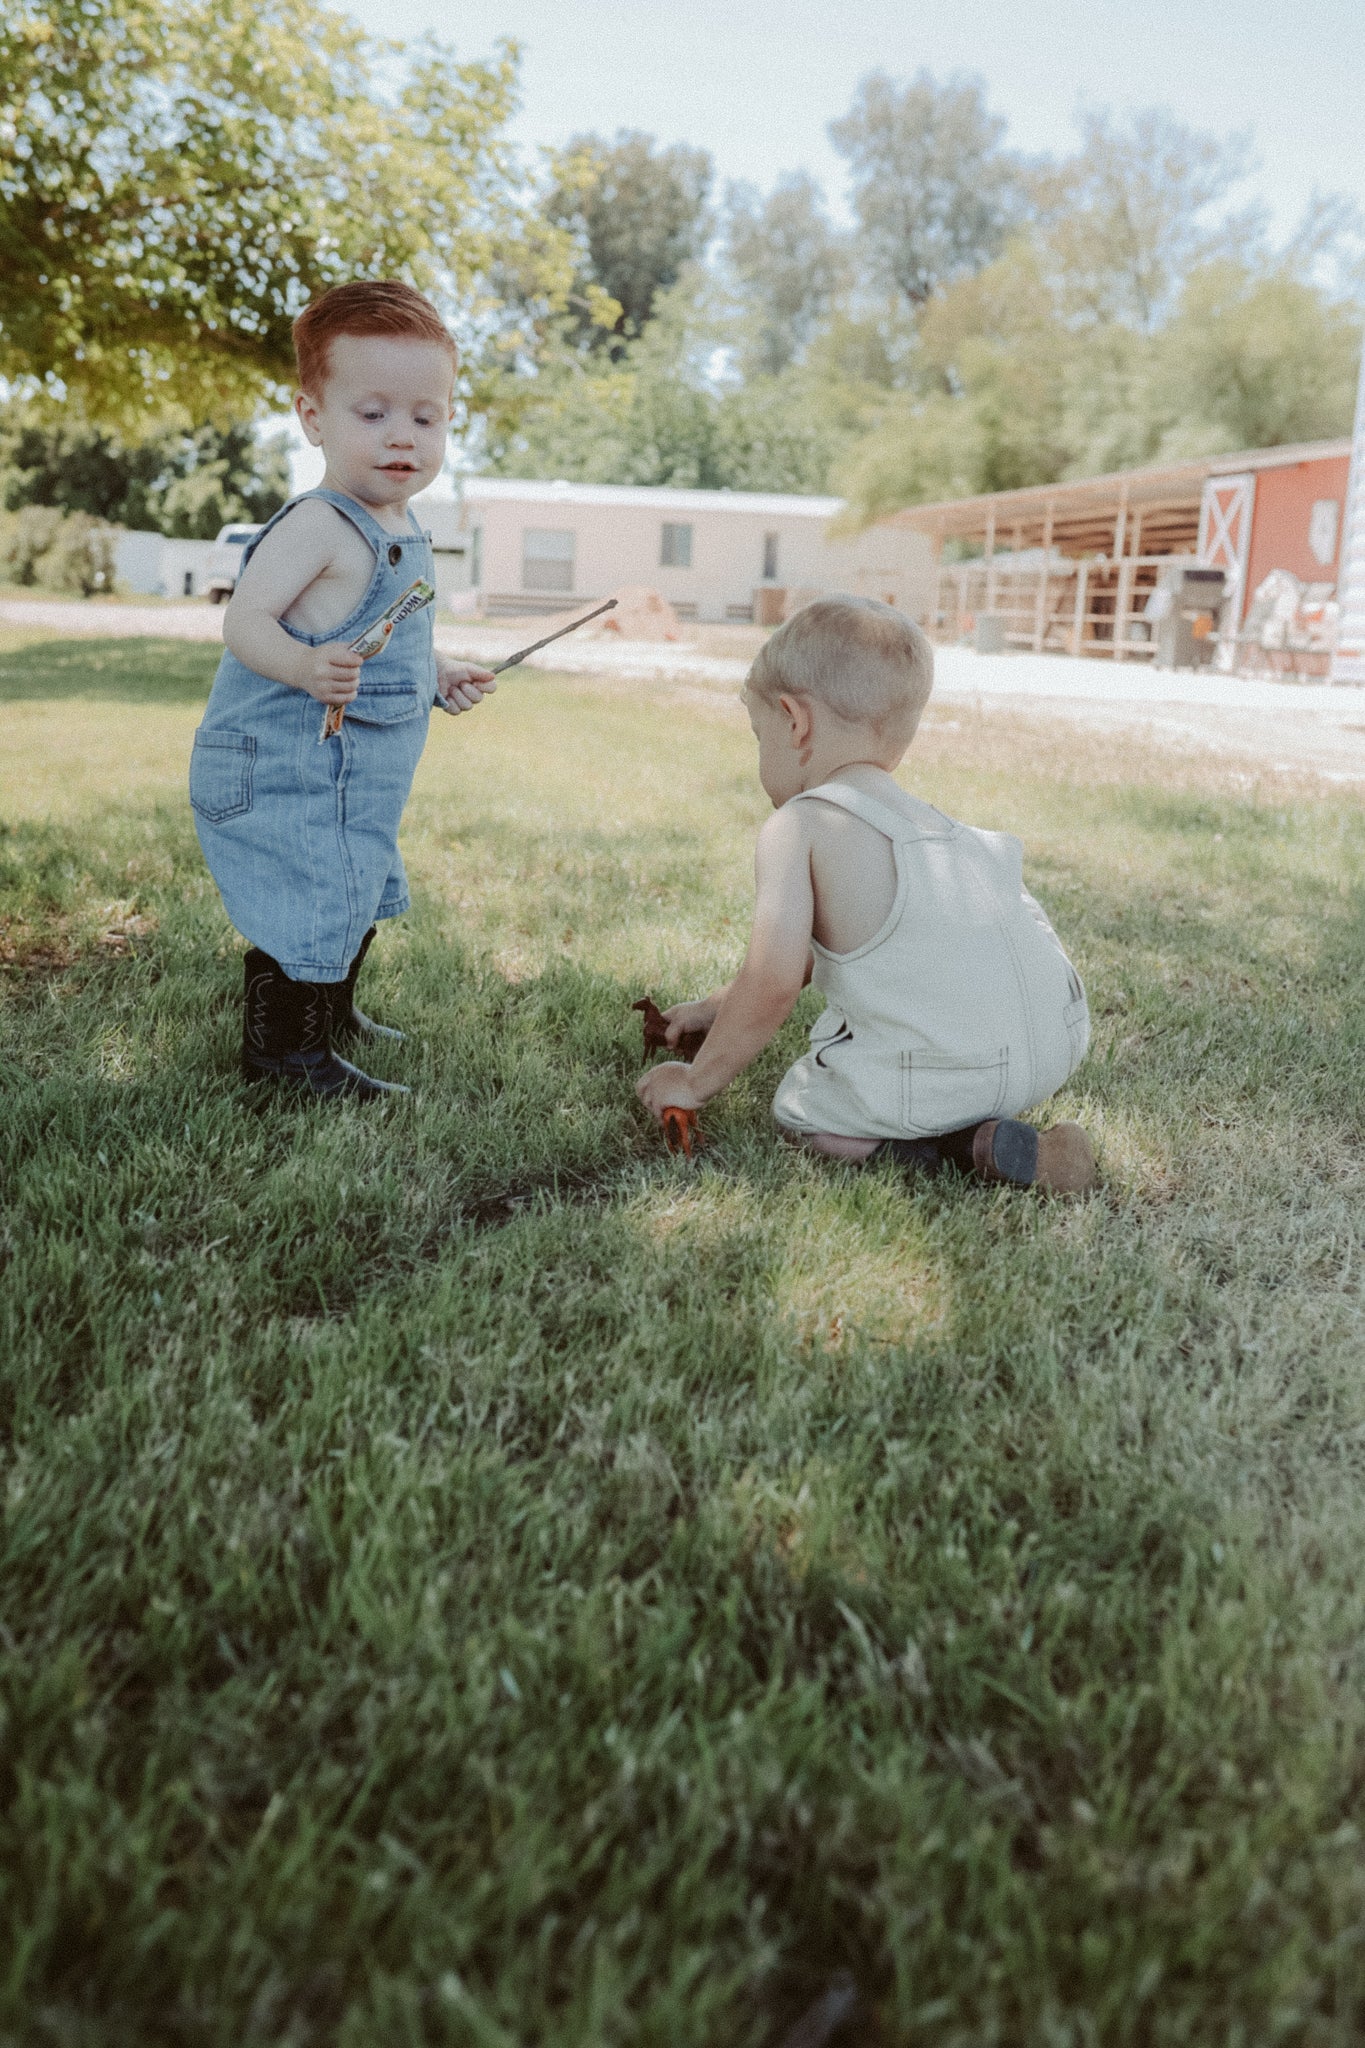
[288,0,1365,491]
[333,0,1365,241]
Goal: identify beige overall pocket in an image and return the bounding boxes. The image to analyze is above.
[901,1047,1009,1131]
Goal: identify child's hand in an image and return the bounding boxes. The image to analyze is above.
[661,998,718,1048]
[296,642,363,705]
[436,660,497,715]
[636,1062,704,1122]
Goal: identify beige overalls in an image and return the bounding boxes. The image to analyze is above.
[772,780,1090,1141]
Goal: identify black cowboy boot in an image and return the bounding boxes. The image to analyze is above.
[240,948,409,1101]
[331,925,405,1047]
[870,1136,948,1175]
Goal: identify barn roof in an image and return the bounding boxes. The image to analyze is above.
[889,438,1352,557]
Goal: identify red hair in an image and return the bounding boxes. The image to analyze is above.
[292,279,458,394]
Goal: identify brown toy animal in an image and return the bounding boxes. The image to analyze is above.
[632,996,708,1063]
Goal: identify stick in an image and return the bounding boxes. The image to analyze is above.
[487,598,618,675]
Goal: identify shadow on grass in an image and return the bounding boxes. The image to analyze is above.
[0,636,219,704]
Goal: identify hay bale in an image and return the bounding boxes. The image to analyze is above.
[594,586,681,642]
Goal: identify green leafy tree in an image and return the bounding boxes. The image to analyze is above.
[724,173,848,375]
[487,274,723,487]
[914,243,1074,492]
[829,71,1022,309]
[544,132,713,347]
[0,409,289,536]
[1031,110,1255,332]
[0,506,117,594]
[0,0,575,421]
[712,377,842,495]
[1154,260,1363,454]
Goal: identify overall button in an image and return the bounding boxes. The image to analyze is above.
[388,543,402,565]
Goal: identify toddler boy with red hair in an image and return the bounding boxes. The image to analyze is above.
[191,279,494,1099]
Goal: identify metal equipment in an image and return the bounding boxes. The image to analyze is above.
[1153,567,1225,669]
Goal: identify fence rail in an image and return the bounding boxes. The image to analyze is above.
[929,554,1196,659]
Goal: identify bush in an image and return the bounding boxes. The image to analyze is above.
[0,504,65,586]
[0,506,117,595]
[39,511,117,596]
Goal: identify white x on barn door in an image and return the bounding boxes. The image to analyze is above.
[1198,474,1255,636]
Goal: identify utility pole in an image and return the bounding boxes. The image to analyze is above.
[1331,332,1365,683]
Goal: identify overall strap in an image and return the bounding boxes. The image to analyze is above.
[793,780,953,843]
[237,486,388,573]
[295,486,391,554]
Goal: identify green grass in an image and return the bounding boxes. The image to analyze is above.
[3,634,1365,2047]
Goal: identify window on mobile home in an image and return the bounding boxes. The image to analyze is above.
[522,528,574,592]
[660,522,693,569]
[762,533,779,581]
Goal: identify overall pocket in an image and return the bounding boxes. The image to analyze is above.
[189,730,255,823]
[902,1047,1009,1130]
[344,688,424,728]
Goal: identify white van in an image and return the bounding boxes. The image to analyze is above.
[205,523,261,603]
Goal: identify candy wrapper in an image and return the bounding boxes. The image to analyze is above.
[320,577,436,741]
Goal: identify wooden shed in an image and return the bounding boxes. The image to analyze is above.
[890,439,1351,660]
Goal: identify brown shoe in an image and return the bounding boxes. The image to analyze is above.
[972,1118,1097,1194]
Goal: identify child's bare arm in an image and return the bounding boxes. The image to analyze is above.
[223,504,364,705]
[637,807,814,1118]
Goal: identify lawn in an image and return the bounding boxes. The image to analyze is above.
[3,630,1365,2048]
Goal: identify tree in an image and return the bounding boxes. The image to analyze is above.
[543,131,713,346]
[829,70,1022,309]
[914,243,1073,493]
[486,270,857,495]
[724,173,848,374]
[1031,109,1255,331]
[487,273,722,487]
[1155,260,1363,454]
[0,407,290,536]
[0,0,574,421]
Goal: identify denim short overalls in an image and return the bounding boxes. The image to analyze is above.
[190,487,437,983]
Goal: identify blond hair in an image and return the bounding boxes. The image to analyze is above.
[747,596,933,746]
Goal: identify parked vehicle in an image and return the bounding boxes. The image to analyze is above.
[205,523,261,603]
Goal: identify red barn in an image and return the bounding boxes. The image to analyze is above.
[891,438,1352,665]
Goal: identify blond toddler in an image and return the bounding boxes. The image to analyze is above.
[637,598,1097,1191]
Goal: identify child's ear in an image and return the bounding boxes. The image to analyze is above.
[295,389,323,447]
[778,693,814,751]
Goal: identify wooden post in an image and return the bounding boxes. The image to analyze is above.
[1033,504,1054,652]
[1109,487,1130,661]
[984,509,997,615]
[1070,559,1089,656]
[1125,508,1144,658]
